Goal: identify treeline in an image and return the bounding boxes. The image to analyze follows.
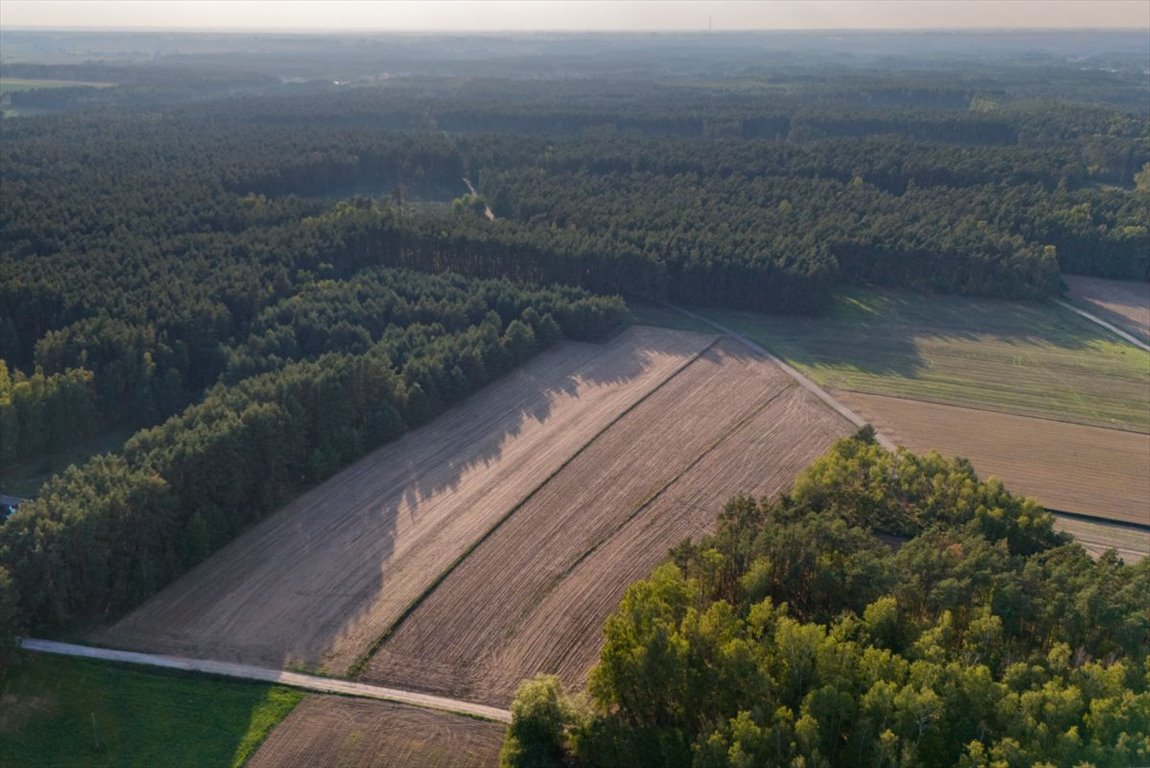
[3,100,1146,390]
[502,436,1150,768]
[0,362,98,467]
[0,270,626,632]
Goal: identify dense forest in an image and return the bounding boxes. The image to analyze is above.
[2,32,1148,670]
[501,434,1150,768]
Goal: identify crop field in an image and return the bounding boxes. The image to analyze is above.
[702,289,1150,433]
[362,339,853,704]
[247,697,503,768]
[1063,275,1150,344]
[96,326,717,674]
[0,654,300,768]
[838,392,1150,528]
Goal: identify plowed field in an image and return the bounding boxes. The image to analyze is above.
[838,391,1150,528]
[247,696,503,768]
[363,339,853,704]
[96,326,717,674]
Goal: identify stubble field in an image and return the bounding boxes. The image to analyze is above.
[838,391,1150,529]
[97,326,717,674]
[246,697,504,768]
[362,340,853,704]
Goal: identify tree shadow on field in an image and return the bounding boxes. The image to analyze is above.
[708,287,1126,384]
[96,325,711,680]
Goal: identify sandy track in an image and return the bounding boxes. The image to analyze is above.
[1063,275,1150,344]
[248,697,504,768]
[363,342,853,705]
[838,391,1150,528]
[96,326,716,674]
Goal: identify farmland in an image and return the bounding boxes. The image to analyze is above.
[95,326,717,673]
[246,697,504,768]
[362,339,853,704]
[837,391,1150,529]
[0,654,300,768]
[703,289,1150,433]
[1063,275,1150,344]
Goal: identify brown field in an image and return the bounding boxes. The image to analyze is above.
[96,326,717,674]
[1064,275,1150,344]
[247,696,503,768]
[838,391,1150,528]
[363,340,853,705]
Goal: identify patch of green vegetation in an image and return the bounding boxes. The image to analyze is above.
[0,426,135,499]
[0,654,302,768]
[701,288,1150,432]
[627,302,719,335]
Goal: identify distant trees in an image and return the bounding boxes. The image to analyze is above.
[503,438,1150,768]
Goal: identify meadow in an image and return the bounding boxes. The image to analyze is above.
[0,654,300,768]
[702,289,1150,433]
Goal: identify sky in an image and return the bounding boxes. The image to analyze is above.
[1,0,1147,32]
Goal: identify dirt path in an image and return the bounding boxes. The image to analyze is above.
[668,305,898,450]
[462,177,495,220]
[19,639,510,723]
[1056,299,1150,353]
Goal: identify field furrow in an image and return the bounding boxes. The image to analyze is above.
[95,326,716,674]
[361,338,792,696]
[246,697,503,768]
[363,343,852,705]
[475,384,853,704]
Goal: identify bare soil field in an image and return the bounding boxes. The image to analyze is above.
[363,341,853,705]
[1064,275,1150,344]
[838,391,1150,528]
[96,326,716,674]
[247,696,503,768]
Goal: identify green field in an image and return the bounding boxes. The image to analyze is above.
[694,289,1150,433]
[0,654,302,768]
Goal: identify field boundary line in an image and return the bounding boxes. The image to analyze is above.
[18,638,511,723]
[347,334,723,678]
[1049,508,1150,534]
[666,305,898,451]
[1056,299,1150,353]
[533,369,798,608]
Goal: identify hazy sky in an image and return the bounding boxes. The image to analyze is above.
[1,0,1147,32]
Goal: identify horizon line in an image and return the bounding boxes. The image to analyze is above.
[3,25,1149,34]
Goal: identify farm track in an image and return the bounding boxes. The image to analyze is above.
[363,338,854,704]
[95,327,717,674]
[19,639,510,723]
[1062,275,1150,346]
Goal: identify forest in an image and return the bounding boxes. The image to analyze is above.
[1,35,1148,677]
[501,433,1150,768]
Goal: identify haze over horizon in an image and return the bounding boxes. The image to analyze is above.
[1,0,1147,33]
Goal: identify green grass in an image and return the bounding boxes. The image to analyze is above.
[699,288,1150,433]
[0,654,303,768]
[0,426,135,499]
[628,301,723,335]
